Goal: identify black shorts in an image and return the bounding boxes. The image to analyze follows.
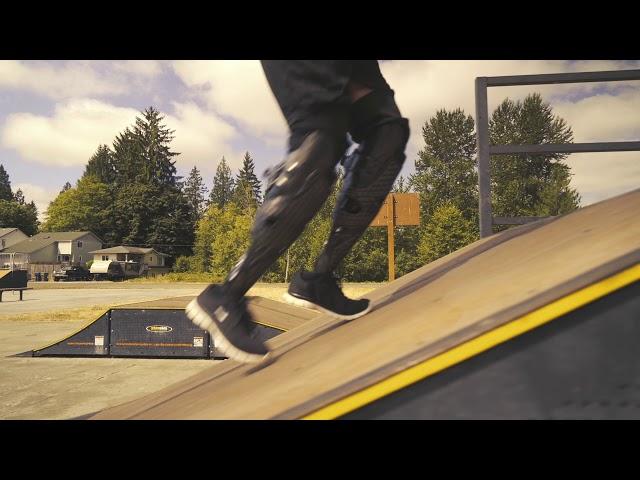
[261,60,395,142]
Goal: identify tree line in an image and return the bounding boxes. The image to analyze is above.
[40,108,264,260]
[0,165,39,236]
[0,93,580,281]
[179,92,580,281]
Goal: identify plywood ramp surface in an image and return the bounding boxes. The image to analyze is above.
[114,295,316,332]
[91,189,640,420]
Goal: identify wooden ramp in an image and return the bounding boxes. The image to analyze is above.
[28,296,315,358]
[91,189,640,419]
[114,295,317,332]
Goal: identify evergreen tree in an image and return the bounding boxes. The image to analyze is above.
[103,107,192,256]
[131,107,179,186]
[110,182,194,258]
[111,127,142,184]
[0,164,11,201]
[393,175,409,193]
[0,200,39,236]
[61,182,72,193]
[13,188,25,205]
[111,108,178,187]
[0,166,39,235]
[209,157,235,208]
[233,152,262,209]
[183,165,208,220]
[83,145,116,183]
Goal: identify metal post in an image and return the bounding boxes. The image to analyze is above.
[475,77,492,238]
[386,195,395,282]
[285,248,290,283]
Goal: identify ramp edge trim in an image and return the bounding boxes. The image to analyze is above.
[302,263,640,420]
[31,310,110,353]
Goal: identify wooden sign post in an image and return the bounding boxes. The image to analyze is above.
[370,193,420,281]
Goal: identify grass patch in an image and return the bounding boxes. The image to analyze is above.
[128,272,223,283]
[0,305,116,323]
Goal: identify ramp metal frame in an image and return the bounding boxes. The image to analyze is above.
[475,69,640,238]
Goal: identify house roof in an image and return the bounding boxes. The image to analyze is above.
[3,231,99,254]
[0,228,20,237]
[89,246,169,256]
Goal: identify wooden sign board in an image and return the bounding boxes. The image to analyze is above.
[369,192,421,282]
[370,193,420,227]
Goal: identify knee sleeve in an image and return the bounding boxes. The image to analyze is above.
[225,130,347,296]
[314,94,410,274]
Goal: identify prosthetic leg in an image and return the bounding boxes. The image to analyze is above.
[186,129,347,362]
[285,90,410,319]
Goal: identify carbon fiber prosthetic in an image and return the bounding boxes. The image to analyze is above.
[225,131,347,298]
[314,118,410,274]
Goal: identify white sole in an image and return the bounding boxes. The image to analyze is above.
[282,293,372,321]
[185,298,270,364]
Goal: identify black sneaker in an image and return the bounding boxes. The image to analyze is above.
[283,271,371,320]
[186,284,270,364]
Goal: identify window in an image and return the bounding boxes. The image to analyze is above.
[102,255,109,261]
[79,256,82,262]
[77,241,83,248]
[1,239,5,248]
[150,256,153,262]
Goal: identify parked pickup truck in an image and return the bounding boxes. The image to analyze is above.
[53,265,92,282]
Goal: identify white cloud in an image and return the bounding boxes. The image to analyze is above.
[566,152,640,205]
[171,60,288,141]
[1,99,139,166]
[554,91,640,142]
[166,102,240,174]
[110,60,164,78]
[380,60,638,152]
[3,60,638,209]
[0,60,164,100]
[13,182,58,220]
[379,60,640,204]
[1,98,239,175]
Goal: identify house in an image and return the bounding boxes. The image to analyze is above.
[89,246,170,275]
[0,228,28,251]
[3,231,103,266]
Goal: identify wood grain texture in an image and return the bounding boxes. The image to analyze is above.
[91,189,640,420]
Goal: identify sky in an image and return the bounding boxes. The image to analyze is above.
[0,60,638,219]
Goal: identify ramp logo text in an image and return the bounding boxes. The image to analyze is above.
[146,325,173,333]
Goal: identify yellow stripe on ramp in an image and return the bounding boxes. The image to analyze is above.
[303,263,640,420]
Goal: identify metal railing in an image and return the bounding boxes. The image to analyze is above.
[475,69,640,238]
